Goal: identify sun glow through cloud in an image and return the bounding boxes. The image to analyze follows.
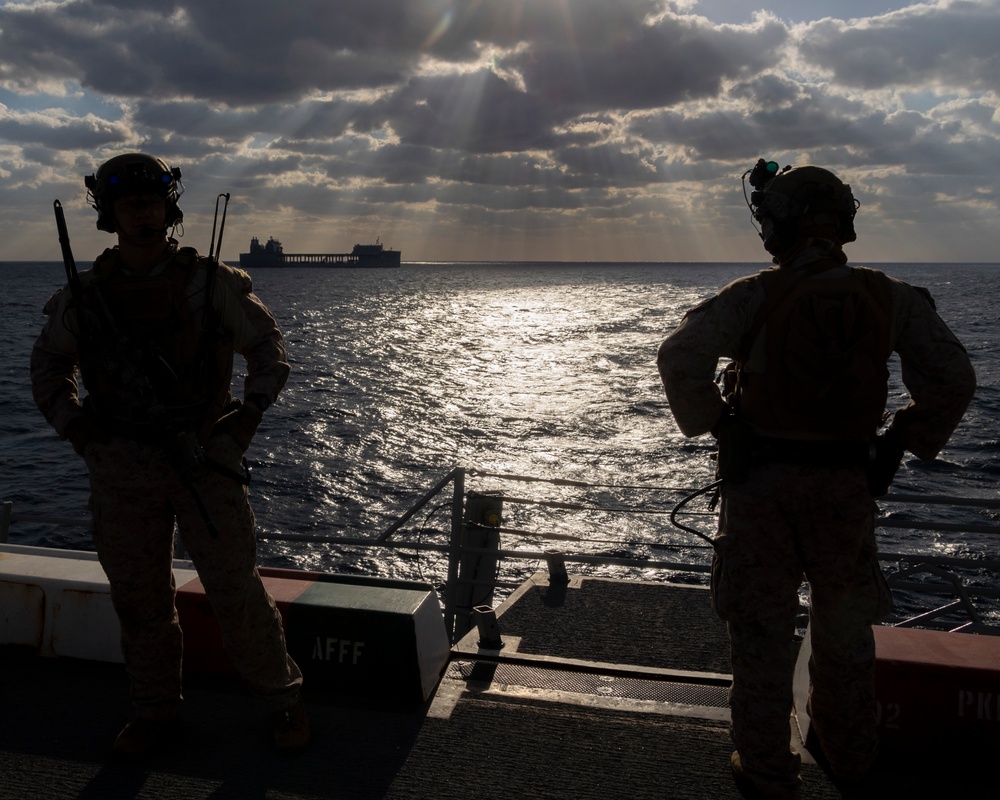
[0,0,996,262]
[422,7,455,50]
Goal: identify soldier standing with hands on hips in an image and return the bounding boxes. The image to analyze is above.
[657,159,975,798]
[31,153,310,757]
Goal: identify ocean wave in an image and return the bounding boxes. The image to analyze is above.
[3,261,997,594]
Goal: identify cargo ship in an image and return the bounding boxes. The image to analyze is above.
[239,236,401,268]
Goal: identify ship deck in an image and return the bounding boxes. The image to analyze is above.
[0,575,987,800]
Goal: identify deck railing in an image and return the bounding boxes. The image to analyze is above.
[4,467,1000,641]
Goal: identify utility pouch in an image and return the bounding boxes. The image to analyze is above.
[872,559,894,621]
[866,430,904,497]
[173,429,208,480]
[709,550,730,620]
[714,414,755,484]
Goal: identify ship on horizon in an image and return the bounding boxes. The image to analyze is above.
[239,236,401,269]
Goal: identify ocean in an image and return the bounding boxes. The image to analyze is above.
[2,260,998,618]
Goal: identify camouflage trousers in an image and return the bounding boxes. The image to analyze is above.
[84,432,303,720]
[712,462,891,790]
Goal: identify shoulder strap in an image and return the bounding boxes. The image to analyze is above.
[729,260,845,412]
[737,263,834,361]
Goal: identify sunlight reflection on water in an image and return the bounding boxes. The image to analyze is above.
[246,264,734,574]
[3,261,998,616]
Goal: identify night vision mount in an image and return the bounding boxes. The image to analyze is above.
[742,158,788,223]
[746,158,785,192]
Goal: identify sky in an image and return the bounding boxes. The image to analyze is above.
[0,0,997,263]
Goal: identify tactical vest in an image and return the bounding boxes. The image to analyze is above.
[734,261,894,441]
[74,247,229,437]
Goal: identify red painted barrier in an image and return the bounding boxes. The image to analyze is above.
[873,625,1000,748]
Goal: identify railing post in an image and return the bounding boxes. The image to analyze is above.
[451,492,502,641]
[472,605,503,650]
[545,549,570,585]
[443,468,465,641]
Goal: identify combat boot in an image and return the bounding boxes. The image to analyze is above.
[730,751,801,800]
[272,697,310,755]
[113,717,178,756]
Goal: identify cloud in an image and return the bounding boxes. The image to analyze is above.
[797,0,1000,94]
[377,69,560,153]
[0,104,130,149]
[506,11,788,112]
[0,0,997,261]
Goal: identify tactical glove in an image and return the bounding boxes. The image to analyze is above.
[65,415,111,457]
[214,401,264,452]
[867,429,905,497]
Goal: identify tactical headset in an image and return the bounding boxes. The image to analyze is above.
[85,153,184,234]
[742,159,859,256]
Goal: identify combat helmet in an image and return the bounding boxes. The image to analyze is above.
[84,153,184,233]
[743,159,858,258]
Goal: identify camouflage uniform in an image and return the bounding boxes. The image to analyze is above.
[31,246,303,720]
[657,254,975,791]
